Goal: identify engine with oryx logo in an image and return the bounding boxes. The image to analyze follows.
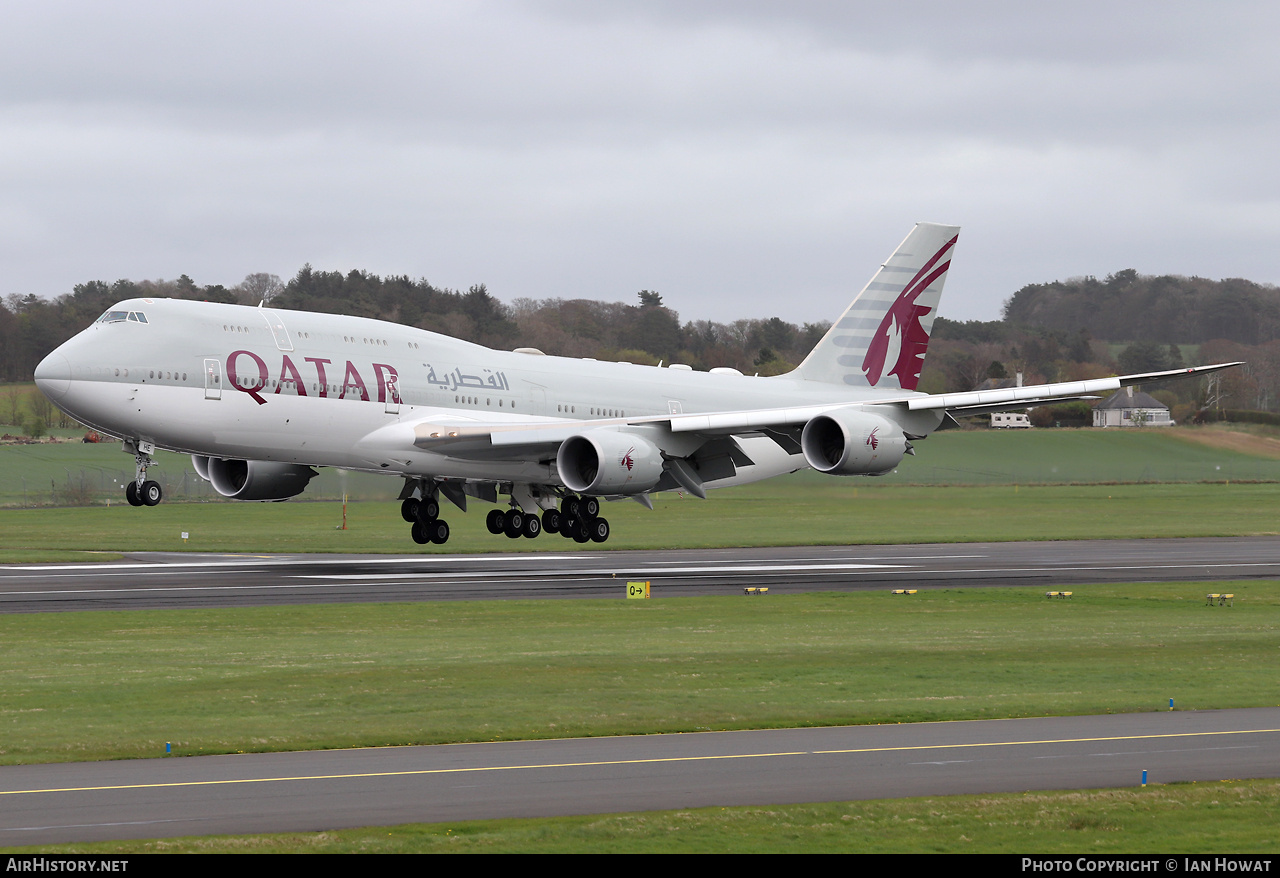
[799,410,908,475]
[557,431,664,494]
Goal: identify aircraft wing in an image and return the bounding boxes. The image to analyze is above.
[662,362,1243,437]
[400,362,1242,459]
[887,363,1242,414]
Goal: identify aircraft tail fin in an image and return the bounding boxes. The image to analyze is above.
[792,222,959,390]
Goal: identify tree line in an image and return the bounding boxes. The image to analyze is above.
[0,267,830,386]
[5,264,1280,420]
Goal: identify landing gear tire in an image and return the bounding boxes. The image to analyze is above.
[401,498,420,522]
[504,510,525,539]
[522,514,541,539]
[541,509,561,534]
[572,518,591,543]
[419,499,440,522]
[589,517,610,543]
[559,516,577,539]
[411,520,430,544]
[141,480,163,506]
[125,481,143,507]
[412,519,450,545]
[581,496,600,519]
[486,509,506,534]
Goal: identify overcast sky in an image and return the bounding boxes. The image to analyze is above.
[3,1,1277,324]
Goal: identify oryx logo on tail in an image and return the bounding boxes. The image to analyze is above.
[790,223,959,391]
[861,234,958,390]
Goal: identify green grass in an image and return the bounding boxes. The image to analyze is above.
[12,780,1279,853]
[1,585,1276,766]
[1,480,1278,561]
[878,427,1280,484]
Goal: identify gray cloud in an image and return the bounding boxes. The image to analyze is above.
[2,1,1277,326]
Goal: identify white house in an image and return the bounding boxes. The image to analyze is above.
[1093,386,1173,427]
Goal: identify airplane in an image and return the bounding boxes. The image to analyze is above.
[33,223,1240,546]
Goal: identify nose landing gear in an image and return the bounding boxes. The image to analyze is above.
[123,443,162,507]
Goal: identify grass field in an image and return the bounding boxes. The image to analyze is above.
[2,584,1276,765]
[1,480,1277,562]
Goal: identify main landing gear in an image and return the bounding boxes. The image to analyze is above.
[486,507,542,539]
[402,495,450,545]
[398,483,611,548]
[478,495,607,544]
[543,495,609,544]
[124,449,162,507]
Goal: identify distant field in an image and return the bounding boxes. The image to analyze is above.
[3,425,1278,510]
[876,426,1280,485]
[0,440,399,507]
[4,425,1280,559]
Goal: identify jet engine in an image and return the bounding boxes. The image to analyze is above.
[192,455,318,501]
[800,410,907,476]
[556,431,664,495]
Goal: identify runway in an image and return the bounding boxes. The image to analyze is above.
[3,708,1279,846]
[3,536,1280,612]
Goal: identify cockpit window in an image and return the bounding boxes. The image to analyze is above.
[96,310,147,324]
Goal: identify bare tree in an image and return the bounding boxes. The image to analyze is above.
[236,273,285,306]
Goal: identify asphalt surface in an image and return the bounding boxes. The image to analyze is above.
[3,536,1280,612]
[3,708,1279,846]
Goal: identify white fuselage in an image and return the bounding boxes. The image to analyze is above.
[36,297,929,490]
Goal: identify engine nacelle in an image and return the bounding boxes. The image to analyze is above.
[194,455,318,501]
[801,410,907,475]
[191,454,211,480]
[557,431,664,495]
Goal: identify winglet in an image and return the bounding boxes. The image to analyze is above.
[792,223,959,390]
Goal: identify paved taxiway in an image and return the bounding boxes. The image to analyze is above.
[3,536,1280,612]
[3,708,1279,845]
